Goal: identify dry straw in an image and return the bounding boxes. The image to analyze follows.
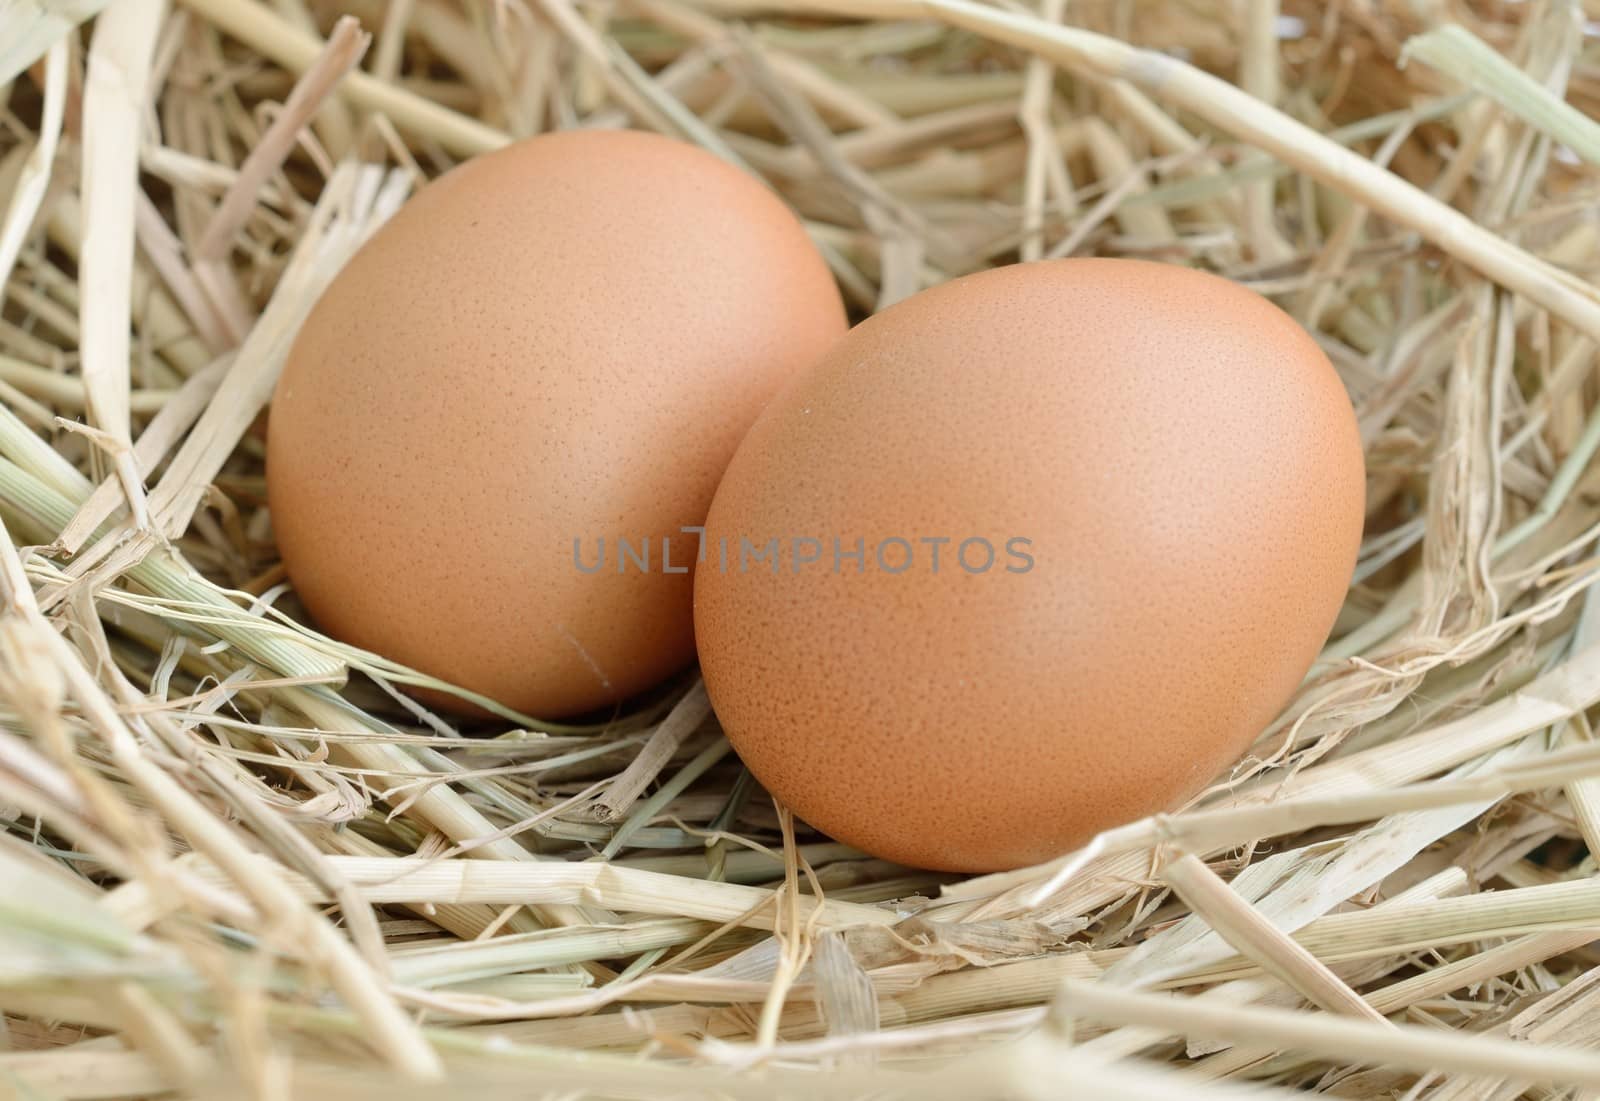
[2,0,1600,1096]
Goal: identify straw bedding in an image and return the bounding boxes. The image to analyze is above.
[3,0,1600,1096]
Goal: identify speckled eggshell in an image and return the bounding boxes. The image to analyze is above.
[267,129,846,718]
[694,258,1365,873]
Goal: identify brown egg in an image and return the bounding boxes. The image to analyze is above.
[694,259,1364,872]
[267,130,846,717]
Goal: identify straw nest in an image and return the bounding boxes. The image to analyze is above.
[3,0,1600,1097]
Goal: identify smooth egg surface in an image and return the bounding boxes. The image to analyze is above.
[694,258,1365,872]
[268,129,847,717]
